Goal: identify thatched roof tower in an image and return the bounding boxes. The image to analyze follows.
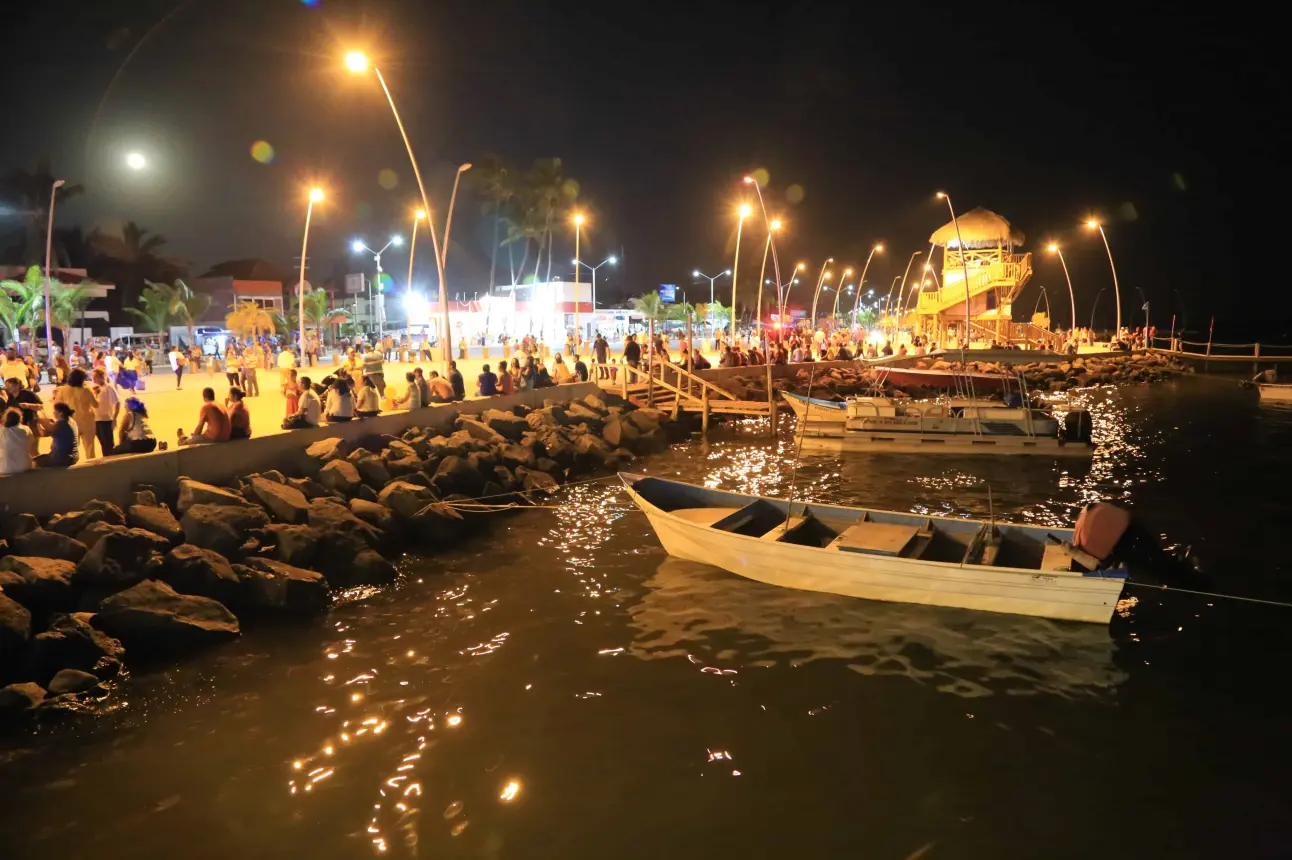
[928,207,1025,249]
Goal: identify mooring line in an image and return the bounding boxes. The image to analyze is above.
[1124,580,1292,610]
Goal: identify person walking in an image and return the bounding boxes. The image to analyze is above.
[52,368,100,459]
[168,344,186,390]
[242,346,261,396]
[90,368,120,457]
[362,343,386,396]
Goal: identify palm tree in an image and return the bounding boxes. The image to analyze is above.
[89,221,179,303]
[667,300,696,323]
[472,155,518,295]
[167,279,212,348]
[856,309,878,329]
[290,288,349,346]
[128,282,183,334]
[50,282,96,350]
[525,158,580,283]
[695,302,729,330]
[0,266,47,355]
[630,292,668,323]
[0,156,84,264]
[225,301,274,342]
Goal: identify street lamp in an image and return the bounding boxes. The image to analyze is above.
[730,204,752,341]
[1086,220,1123,340]
[851,244,883,327]
[125,152,146,171]
[42,178,65,364]
[1089,287,1107,331]
[755,218,782,333]
[441,162,472,273]
[891,250,923,339]
[572,212,585,346]
[351,235,403,336]
[885,275,903,321]
[297,187,324,352]
[345,49,451,365]
[936,192,972,358]
[692,269,730,322]
[808,258,834,326]
[744,175,785,338]
[1047,243,1077,331]
[575,255,616,315]
[831,267,854,319]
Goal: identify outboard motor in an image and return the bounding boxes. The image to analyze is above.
[1074,503,1199,586]
[1062,409,1093,444]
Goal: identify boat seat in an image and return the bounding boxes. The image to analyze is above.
[672,507,742,527]
[1040,542,1077,572]
[760,515,805,540]
[710,500,787,537]
[830,521,923,557]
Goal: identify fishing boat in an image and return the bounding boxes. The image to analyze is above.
[621,473,1129,624]
[1257,383,1292,403]
[782,391,1094,456]
[872,366,1012,391]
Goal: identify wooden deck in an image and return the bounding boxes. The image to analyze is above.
[597,359,780,433]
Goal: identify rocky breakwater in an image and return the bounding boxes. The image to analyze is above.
[0,393,683,726]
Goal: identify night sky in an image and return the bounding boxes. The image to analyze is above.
[1,0,1282,337]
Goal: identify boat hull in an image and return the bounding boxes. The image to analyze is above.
[878,367,1011,390]
[781,392,847,424]
[1258,384,1292,402]
[795,427,1095,457]
[621,475,1123,624]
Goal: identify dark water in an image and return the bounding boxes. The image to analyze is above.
[3,377,1292,859]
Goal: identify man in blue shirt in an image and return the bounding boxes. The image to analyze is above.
[477,363,499,396]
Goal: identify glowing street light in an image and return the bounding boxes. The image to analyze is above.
[575,254,616,312]
[125,152,146,171]
[351,235,403,336]
[441,162,472,273]
[1047,243,1077,331]
[407,207,427,305]
[755,217,783,332]
[346,49,450,365]
[572,211,586,345]
[851,244,884,327]
[42,178,66,363]
[1086,220,1122,338]
[744,175,784,338]
[730,204,752,341]
[935,191,974,356]
[832,266,854,319]
[692,269,730,310]
[297,188,324,352]
[808,259,834,326]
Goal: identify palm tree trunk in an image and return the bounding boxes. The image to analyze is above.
[544,223,555,284]
[532,231,545,281]
[488,213,501,295]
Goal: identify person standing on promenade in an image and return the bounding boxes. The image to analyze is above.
[363,343,386,396]
[90,368,119,457]
[168,344,186,390]
[242,346,261,396]
[53,368,99,459]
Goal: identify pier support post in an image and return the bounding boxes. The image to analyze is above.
[702,387,710,434]
[766,363,776,438]
[1255,342,1261,375]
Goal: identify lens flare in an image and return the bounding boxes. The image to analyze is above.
[378,169,399,190]
[250,141,275,164]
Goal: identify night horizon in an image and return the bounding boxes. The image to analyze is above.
[2,0,1282,337]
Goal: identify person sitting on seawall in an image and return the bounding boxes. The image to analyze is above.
[0,407,33,476]
[282,376,321,429]
[497,363,515,395]
[226,387,251,439]
[178,386,231,445]
[447,361,465,401]
[113,398,158,455]
[426,371,455,403]
[53,368,100,459]
[477,363,499,396]
[355,374,381,418]
[413,368,431,406]
[325,377,355,422]
[573,355,589,382]
[35,403,79,468]
[392,371,424,410]
[532,359,554,388]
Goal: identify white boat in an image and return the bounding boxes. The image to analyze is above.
[621,473,1129,624]
[1258,383,1292,403]
[783,392,1094,457]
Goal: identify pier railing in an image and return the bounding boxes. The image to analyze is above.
[1150,337,1292,358]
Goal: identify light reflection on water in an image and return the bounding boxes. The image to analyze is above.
[2,377,1291,859]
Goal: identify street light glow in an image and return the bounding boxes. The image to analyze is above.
[936,191,947,199]
[415,209,426,220]
[1086,220,1099,229]
[1047,243,1059,253]
[351,240,364,253]
[692,270,701,277]
[738,204,752,218]
[126,152,146,170]
[309,188,324,203]
[573,212,585,225]
[770,218,782,230]
[390,235,403,246]
[875,244,884,252]
[345,51,369,72]
[608,256,617,264]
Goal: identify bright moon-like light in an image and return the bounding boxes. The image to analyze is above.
[126,152,146,170]
[345,51,369,73]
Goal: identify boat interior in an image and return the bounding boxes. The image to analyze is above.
[626,475,1105,574]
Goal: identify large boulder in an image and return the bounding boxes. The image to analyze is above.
[237,560,330,616]
[84,501,127,525]
[331,549,398,588]
[602,415,640,449]
[0,557,77,612]
[0,682,45,718]
[306,499,384,549]
[44,510,106,539]
[12,529,87,563]
[526,405,569,429]
[522,470,561,496]
[482,409,528,441]
[0,512,39,542]
[582,394,609,412]
[75,526,170,587]
[1,593,32,668]
[25,612,125,684]
[626,407,668,434]
[433,455,482,496]
[176,478,259,513]
[498,444,536,471]
[457,417,506,444]
[160,545,240,604]
[74,520,120,551]
[92,580,240,652]
[47,668,102,695]
[408,502,466,542]
[265,525,323,569]
[248,476,311,524]
[350,499,396,533]
[347,449,393,489]
[180,504,270,558]
[377,481,437,520]
[564,401,605,426]
[127,504,185,545]
[306,437,350,463]
[317,459,362,496]
[287,477,339,501]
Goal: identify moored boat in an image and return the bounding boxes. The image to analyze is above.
[870,366,1012,391]
[1257,383,1292,403]
[621,473,1129,624]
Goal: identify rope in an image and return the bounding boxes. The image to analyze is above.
[1124,580,1292,610]
[418,473,625,516]
[783,362,818,529]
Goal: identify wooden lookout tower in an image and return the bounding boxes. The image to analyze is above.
[914,208,1033,347]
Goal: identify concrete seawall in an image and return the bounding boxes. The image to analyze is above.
[0,383,600,519]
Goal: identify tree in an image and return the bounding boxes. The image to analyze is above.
[630,292,668,323]
[472,155,518,295]
[0,156,84,265]
[127,282,184,334]
[0,266,47,355]
[225,301,275,341]
[525,158,580,283]
[89,221,181,303]
[167,279,212,348]
[667,300,696,323]
[289,288,350,345]
[695,302,729,329]
[856,309,878,329]
[50,282,96,350]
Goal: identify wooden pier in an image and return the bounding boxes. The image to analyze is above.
[599,359,779,435]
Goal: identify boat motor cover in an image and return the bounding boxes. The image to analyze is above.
[1073,503,1131,561]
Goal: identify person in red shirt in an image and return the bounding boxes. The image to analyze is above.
[226,387,252,439]
[178,387,231,445]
